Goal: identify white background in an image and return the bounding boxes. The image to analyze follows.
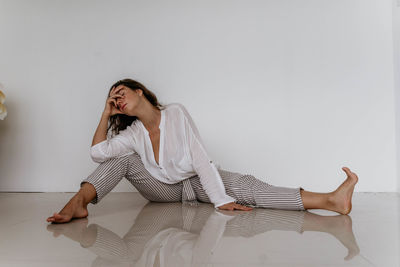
[0,0,398,193]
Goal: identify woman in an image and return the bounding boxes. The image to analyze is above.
[47,79,358,224]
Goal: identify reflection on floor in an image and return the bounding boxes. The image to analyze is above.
[0,192,399,266]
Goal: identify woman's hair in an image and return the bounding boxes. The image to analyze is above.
[107,78,165,137]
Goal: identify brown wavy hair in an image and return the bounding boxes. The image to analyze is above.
[106,78,166,137]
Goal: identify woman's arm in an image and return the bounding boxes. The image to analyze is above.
[178,103,252,211]
[92,112,110,147]
[92,85,125,147]
[90,86,133,163]
[178,104,236,208]
[90,123,136,163]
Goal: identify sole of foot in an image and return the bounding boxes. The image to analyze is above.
[330,167,358,215]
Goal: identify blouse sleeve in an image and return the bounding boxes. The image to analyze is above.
[90,126,136,163]
[178,104,236,208]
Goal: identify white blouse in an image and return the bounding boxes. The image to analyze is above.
[90,103,236,208]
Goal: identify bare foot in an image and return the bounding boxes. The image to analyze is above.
[46,195,89,224]
[329,167,359,215]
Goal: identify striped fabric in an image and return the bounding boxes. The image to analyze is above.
[83,202,307,265]
[81,152,305,211]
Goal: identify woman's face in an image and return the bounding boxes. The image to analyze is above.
[113,85,141,115]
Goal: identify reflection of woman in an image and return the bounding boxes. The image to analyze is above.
[47,79,359,224]
[47,202,360,266]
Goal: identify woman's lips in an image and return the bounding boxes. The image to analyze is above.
[121,104,127,110]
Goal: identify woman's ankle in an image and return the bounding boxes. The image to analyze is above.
[72,193,88,207]
[78,183,97,205]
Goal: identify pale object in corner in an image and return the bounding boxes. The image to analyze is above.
[0,83,7,120]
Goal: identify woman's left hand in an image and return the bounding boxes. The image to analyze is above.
[217,202,253,211]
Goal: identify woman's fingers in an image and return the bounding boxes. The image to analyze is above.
[218,202,253,211]
[234,203,253,211]
[108,94,123,108]
[110,85,123,96]
[107,97,121,108]
[109,86,115,96]
[109,94,123,100]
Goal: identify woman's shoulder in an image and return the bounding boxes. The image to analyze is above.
[165,102,189,116]
[117,119,141,137]
[165,102,186,110]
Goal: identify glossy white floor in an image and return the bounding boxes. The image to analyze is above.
[0,192,399,267]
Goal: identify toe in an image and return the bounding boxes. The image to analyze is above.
[342,167,352,176]
[53,213,71,223]
[54,213,63,218]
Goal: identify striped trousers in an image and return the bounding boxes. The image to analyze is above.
[80,152,305,211]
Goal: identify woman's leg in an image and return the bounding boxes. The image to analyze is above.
[47,153,134,223]
[46,182,96,224]
[80,153,135,204]
[191,170,305,211]
[124,152,183,202]
[191,167,358,214]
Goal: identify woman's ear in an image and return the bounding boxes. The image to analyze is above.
[137,89,143,96]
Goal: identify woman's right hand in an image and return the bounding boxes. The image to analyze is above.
[103,86,124,117]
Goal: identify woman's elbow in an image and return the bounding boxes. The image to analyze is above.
[90,150,106,164]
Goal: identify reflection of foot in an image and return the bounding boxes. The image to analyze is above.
[46,217,89,239]
[46,195,88,224]
[329,167,358,215]
[303,212,360,261]
[47,218,98,248]
[327,215,360,261]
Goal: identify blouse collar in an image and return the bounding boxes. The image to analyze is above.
[139,108,165,134]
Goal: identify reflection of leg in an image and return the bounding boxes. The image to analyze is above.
[223,208,360,260]
[191,169,305,211]
[80,153,133,204]
[48,222,135,264]
[122,202,194,261]
[224,209,306,237]
[69,203,215,264]
[49,202,186,263]
[84,224,133,262]
[47,217,91,242]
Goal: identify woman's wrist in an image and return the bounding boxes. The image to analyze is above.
[101,112,110,119]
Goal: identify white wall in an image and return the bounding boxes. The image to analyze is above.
[0,0,397,193]
[393,0,400,193]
